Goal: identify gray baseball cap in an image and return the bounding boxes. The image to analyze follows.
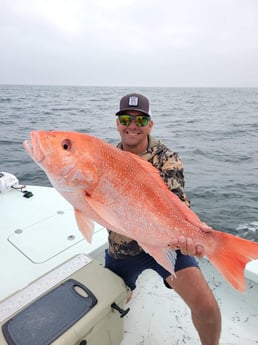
[116,93,151,116]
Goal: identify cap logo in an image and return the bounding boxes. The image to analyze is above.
[128,96,138,106]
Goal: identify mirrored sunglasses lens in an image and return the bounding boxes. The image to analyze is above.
[119,115,132,126]
[135,116,149,126]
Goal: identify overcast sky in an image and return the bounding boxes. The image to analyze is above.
[1,0,258,87]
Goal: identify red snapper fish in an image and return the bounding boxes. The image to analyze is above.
[23,130,258,291]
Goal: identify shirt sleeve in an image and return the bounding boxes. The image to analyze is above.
[151,147,190,208]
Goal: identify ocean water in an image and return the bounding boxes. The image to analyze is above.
[0,85,257,241]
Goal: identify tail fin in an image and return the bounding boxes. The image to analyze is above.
[206,231,258,291]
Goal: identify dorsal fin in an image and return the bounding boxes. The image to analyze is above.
[127,152,170,191]
[128,152,211,232]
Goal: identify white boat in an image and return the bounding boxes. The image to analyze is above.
[1,173,258,345]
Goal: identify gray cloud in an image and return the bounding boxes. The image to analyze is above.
[0,0,257,86]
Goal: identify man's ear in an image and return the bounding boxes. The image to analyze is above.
[149,119,154,130]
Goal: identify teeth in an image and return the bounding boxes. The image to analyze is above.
[126,132,139,135]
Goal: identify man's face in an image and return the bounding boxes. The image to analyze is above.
[116,110,153,150]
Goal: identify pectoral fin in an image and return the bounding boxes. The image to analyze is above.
[74,208,95,243]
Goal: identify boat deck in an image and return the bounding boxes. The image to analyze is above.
[1,185,258,344]
[94,251,258,345]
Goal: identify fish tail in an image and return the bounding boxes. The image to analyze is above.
[206,231,258,291]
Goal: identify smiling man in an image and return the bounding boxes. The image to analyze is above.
[104,93,221,345]
[115,93,153,154]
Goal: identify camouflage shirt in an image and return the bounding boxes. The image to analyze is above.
[107,135,190,259]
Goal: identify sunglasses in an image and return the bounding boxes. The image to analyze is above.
[117,114,150,127]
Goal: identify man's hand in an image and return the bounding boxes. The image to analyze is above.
[170,236,205,258]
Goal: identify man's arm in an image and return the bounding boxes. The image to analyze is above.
[154,147,209,257]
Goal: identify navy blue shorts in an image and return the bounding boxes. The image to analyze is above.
[105,249,199,290]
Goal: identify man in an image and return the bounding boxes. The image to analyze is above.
[105,93,221,345]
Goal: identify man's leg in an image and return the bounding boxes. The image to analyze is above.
[166,267,221,345]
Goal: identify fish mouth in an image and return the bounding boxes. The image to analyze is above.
[23,131,45,163]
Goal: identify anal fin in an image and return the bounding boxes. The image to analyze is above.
[139,242,177,277]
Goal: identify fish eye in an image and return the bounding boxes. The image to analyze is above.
[62,139,72,151]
